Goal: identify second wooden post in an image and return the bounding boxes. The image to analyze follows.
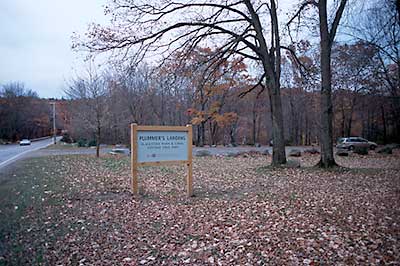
[131,123,138,195]
[186,124,193,197]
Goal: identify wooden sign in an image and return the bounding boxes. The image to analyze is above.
[131,124,193,197]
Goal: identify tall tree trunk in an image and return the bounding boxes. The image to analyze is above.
[96,125,100,158]
[367,109,372,140]
[199,121,205,147]
[346,116,353,137]
[209,121,218,146]
[289,95,295,143]
[318,0,337,168]
[213,125,218,145]
[257,115,262,144]
[346,103,354,137]
[268,78,286,165]
[198,90,206,146]
[245,0,286,165]
[346,97,356,137]
[230,122,237,146]
[319,82,335,167]
[196,125,201,146]
[395,110,400,142]
[252,101,257,145]
[396,0,400,26]
[305,114,310,145]
[209,120,213,146]
[341,104,346,137]
[381,105,387,144]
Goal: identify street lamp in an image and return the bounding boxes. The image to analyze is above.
[50,102,56,144]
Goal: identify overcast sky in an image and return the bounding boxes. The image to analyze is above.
[0,1,308,99]
[0,0,107,98]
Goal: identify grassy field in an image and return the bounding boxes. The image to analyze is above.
[0,152,399,265]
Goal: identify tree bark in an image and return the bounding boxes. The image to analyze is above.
[269,0,286,165]
[230,122,237,146]
[318,0,337,168]
[199,121,205,147]
[268,77,286,165]
[209,121,218,146]
[96,128,100,158]
[346,97,356,137]
[196,125,200,146]
[252,100,257,145]
[341,104,346,137]
[381,105,387,144]
[244,0,286,165]
[198,86,206,147]
[305,114,310,145]
[346,105,353,137]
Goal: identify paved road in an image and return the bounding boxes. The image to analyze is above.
[0,137,61,169]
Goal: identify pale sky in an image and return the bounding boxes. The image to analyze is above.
[0,0,305,99]
[0,0,107,98]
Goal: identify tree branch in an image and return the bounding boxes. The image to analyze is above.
[239,74,265,98]
[280,45,310,78]
[287,0,317,27]
[329,0,347,45]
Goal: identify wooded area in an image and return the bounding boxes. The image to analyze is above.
[0,82,65,142]
[1,0,399,167]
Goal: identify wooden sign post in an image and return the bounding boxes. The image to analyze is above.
[131,124,193,197]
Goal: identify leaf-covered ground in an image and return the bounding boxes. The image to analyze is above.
[0,151,399,265]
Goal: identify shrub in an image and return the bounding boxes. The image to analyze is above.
[60,133,73,144]
[88,139,97,147]
[77,139,87,147]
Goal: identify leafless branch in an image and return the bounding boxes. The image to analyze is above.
[238,74,265,98]
[329,0,348,45]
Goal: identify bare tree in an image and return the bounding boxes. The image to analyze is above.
[66,68,108,157]
[331,42,380,138]
[351,0,400,142]
[289,0,347,167]
[76,0,287,165]
[117,65,152,125]
[318,0,347,167]
[1,82,34,97]
[0,82,49,141]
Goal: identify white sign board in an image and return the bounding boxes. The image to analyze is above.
[137,131,188,163]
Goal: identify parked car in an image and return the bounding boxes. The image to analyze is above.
[336,137,377,150]
[19,139,31,146]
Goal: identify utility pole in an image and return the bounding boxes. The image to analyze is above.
[50,102,56,144]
